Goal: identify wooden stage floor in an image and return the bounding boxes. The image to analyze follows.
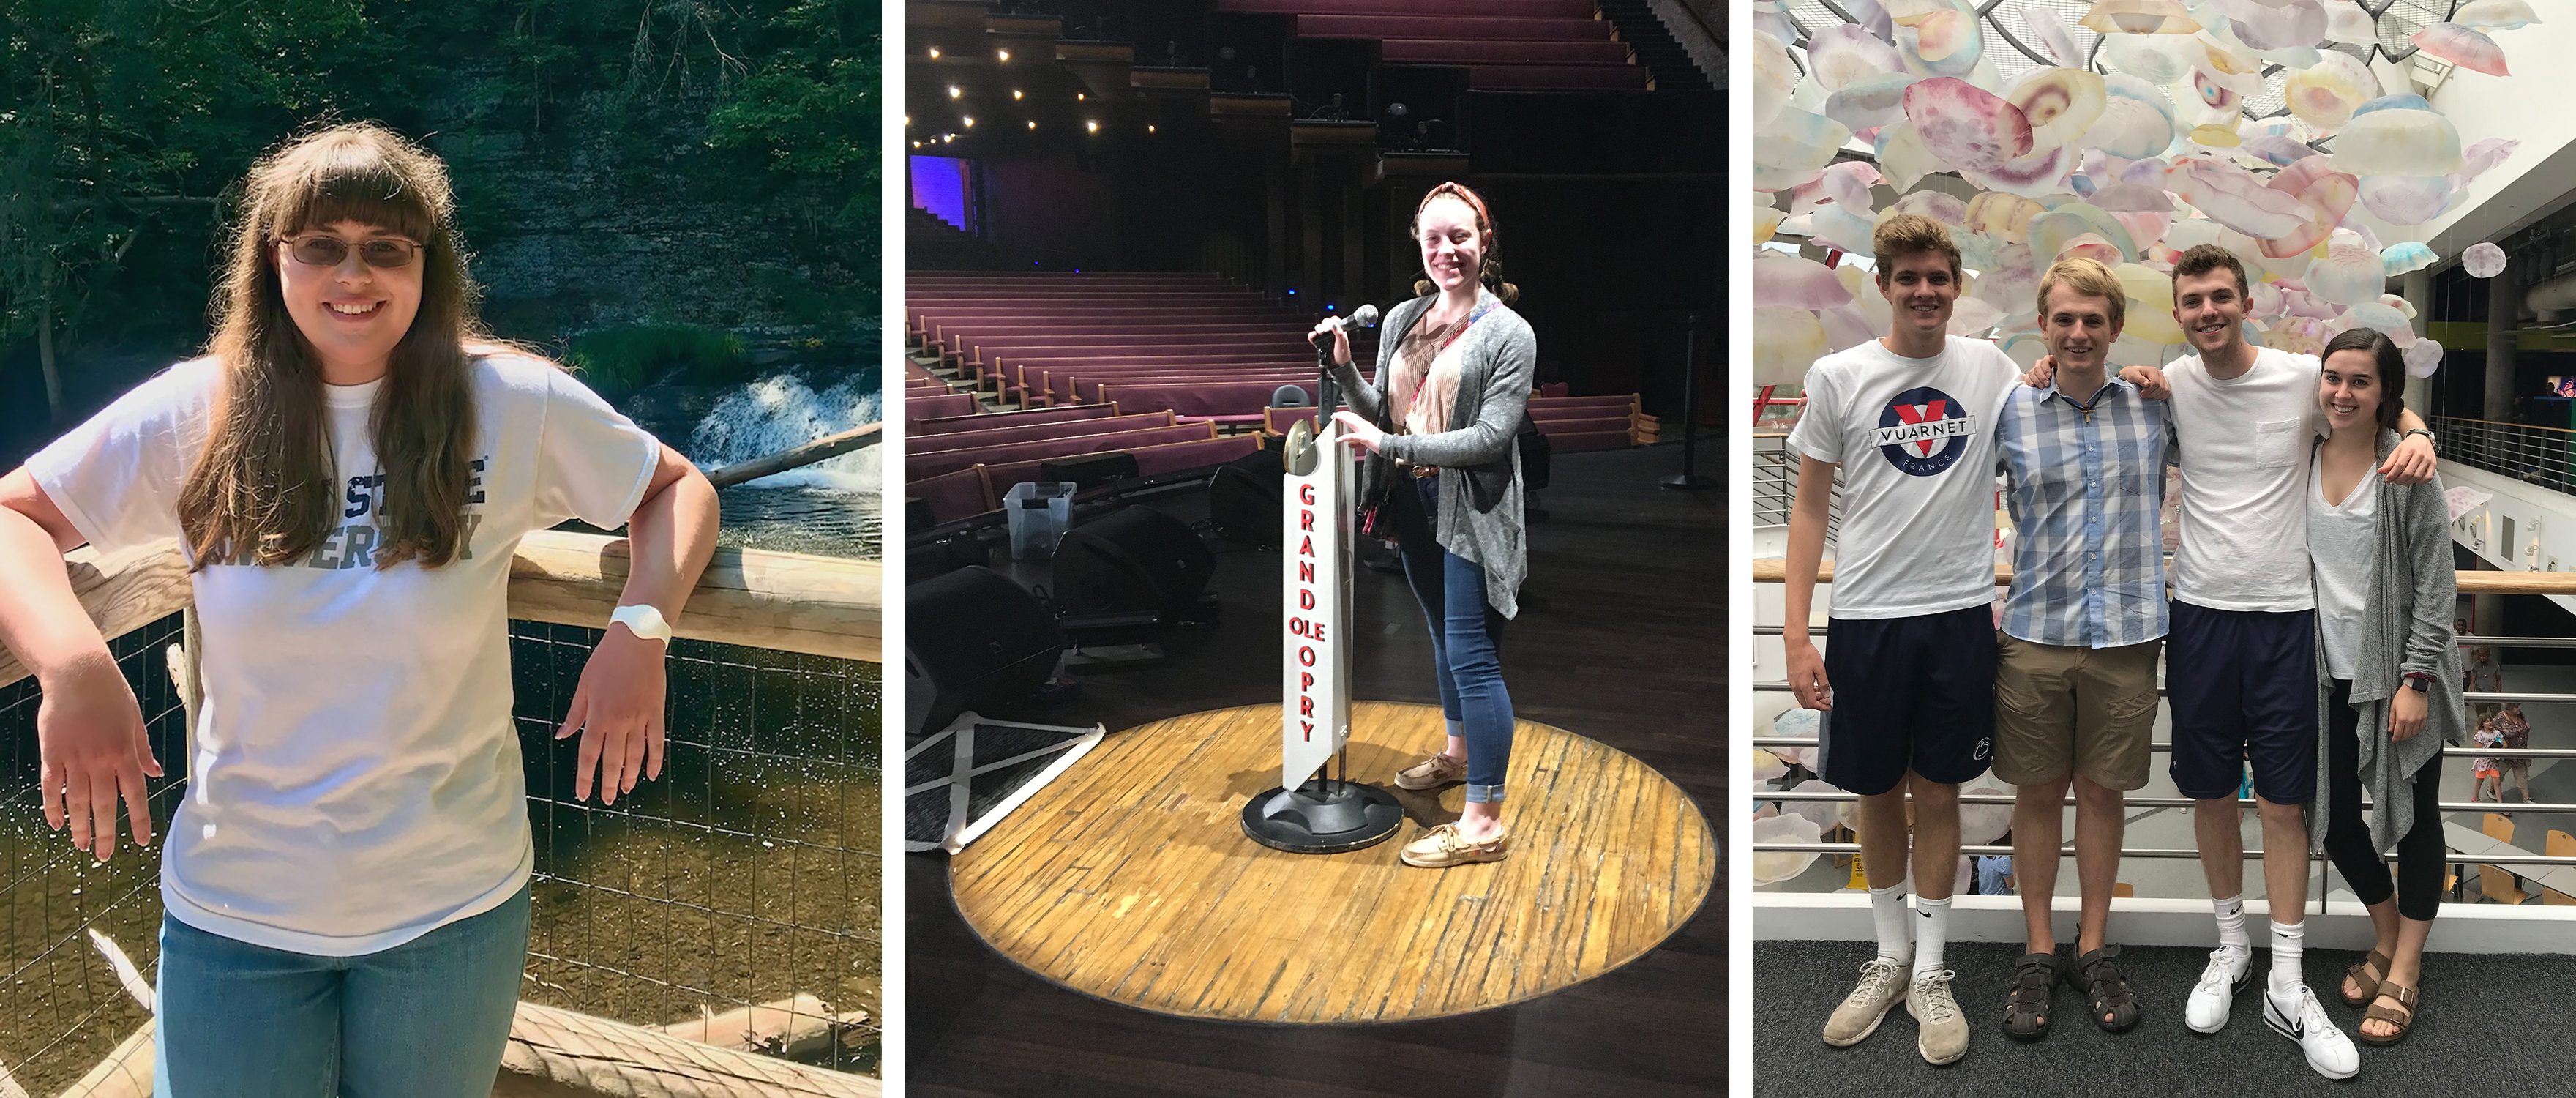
[908,444,1724,1097]
[950,702,1714,1023]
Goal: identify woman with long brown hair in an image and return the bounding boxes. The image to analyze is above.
[0,123,718,1095]
[1311,181,1535,868]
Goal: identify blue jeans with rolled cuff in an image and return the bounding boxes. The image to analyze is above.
[154,884,531,1098]
[1390,473,1516,803]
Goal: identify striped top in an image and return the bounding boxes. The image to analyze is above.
[1995,374,2174,649]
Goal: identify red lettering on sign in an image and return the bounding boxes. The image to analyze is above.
[1299,589,1314,610]
[1300,509,1314,531]
[1300,720,1314,741]
[1313,622,1327,642]
[1299,484,1315,505]
[1299,561,1315,583]
[1300,671,1314,691]
[1298,646,1315,666]
[1300,696,1313,717]
[1298,535,1314,557]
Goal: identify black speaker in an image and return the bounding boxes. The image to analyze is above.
[1052,505,1216,619]
[1207,448,1285,544]
[1039,451,1139,490]
[1519,414,1553,492]
[904,566,1066,737]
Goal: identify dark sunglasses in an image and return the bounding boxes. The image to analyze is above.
[277,235,425,269]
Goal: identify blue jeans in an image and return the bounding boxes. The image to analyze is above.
[1390,474,1515,802]
[155,884,531,1098]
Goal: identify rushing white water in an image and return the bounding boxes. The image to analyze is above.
[687,373,883,491]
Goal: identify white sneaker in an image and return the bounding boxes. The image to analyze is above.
[2184,946,2252,1034]
[2264,982,2360,1080]
[1821,957,1909,1047]
[1906,970,1969,1066]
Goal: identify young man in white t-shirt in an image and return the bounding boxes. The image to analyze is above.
[1784,213,2018,1067]
[2039,243,2436,1079]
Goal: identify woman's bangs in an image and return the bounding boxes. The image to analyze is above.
[268,149,440,244]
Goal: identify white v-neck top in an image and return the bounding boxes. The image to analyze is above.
[2308,440,2381,680]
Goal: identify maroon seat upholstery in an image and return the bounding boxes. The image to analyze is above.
[905,423,1218,481]
[912,405,1120,436]
[906,392,978,420]
[910,412,1177,455]
[905,468,993,524]
[978,435,1263,498]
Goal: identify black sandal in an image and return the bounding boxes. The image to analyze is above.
[2001,951,2059,1040]
[2071,944,2142,1033]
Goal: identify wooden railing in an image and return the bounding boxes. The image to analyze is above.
[0,531,884,689]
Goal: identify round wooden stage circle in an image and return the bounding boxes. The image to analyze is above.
[949,702,1715,1023]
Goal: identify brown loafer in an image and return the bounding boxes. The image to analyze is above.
[1399,823,1509,867]
[1394,751,1469,791]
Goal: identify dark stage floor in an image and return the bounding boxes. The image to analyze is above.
[905,441,1726,1097]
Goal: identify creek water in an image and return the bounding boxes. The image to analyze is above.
[688,373,883,560]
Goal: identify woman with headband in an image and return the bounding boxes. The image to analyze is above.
[1311,182,1537,868]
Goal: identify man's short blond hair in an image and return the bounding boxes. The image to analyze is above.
[1872,213,1961,283]
[2036,256,2126,331]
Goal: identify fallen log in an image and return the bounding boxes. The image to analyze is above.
[704,424,883,488]
[662,994,869,1062]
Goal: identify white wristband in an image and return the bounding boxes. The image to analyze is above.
[610,604,674,644]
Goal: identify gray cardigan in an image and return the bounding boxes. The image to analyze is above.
[1330,288,1536,618]
[2307,428,2465,855]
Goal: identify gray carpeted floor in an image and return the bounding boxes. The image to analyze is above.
[1756,939,2576,1095]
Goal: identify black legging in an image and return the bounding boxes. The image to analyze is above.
[2321,678,2446,922]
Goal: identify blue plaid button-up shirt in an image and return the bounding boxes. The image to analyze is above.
[1995,376,2172,648]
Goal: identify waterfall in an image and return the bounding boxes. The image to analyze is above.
[688,373,883,491]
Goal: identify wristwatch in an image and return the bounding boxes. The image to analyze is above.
[2403,673,2433,693]
[610,604,675,644]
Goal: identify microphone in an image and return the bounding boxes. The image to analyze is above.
[1310,304,1380,350]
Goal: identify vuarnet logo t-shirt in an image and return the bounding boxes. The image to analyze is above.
[1788,335,2018,620]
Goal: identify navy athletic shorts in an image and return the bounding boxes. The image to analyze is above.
[2165,600,2316,804]
[1814,604,1998,796]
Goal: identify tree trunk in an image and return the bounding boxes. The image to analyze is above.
[37,293,63,422]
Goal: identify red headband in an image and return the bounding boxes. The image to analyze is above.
[1418,182,1496,244]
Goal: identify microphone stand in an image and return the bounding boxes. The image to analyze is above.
[1661,314,1712,490]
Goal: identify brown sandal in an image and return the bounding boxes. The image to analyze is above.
[2341,949,2389,1008]
[2358,981,2418,1047]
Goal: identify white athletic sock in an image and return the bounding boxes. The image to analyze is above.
[1913,895,1953,979]
[1868,881,1910,966]
[2270,918,2305,995]
[2213,895,2250,953]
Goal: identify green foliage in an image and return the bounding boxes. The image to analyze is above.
[565,324,747,398]
[1,0,880,423]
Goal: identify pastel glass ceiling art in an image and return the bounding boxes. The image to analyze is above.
[1750,0,2541,387]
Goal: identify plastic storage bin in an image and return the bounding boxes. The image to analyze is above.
[1005,481,1077,561]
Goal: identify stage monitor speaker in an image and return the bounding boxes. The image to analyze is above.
[1053,505,1216,619]
[1208,448,1285,544]
[905,566,1067,738]
[1040,451,1139,490]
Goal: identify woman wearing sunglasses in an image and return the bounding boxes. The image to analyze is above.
[1310,182,1536,868]
[2307,327,2461,1050]
[0,123,718,1095]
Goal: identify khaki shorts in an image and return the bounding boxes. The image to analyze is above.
[1992,635,2163,791]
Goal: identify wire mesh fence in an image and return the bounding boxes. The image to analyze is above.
[0,614,881,1091]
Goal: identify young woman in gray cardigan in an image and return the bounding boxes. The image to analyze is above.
[1313,182,1536,868]
[2307,327,2463,1050]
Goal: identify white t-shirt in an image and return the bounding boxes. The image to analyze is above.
[2307,442,2380,679]
[2166,346,2329,612]
[1788,335,2018,619]
[27,354,659,956]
